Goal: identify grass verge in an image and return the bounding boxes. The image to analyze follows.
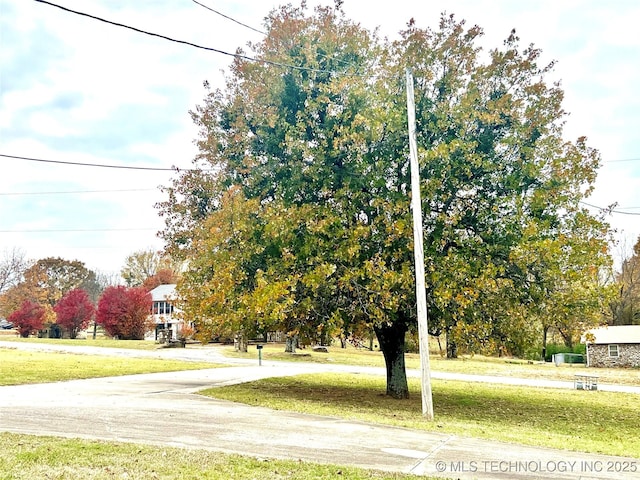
[5,338,640,386]
[200,373,640,458]
[0,349,219,386]
[0,336,160,350]
[224,343,640,386]
[0,432,431,480]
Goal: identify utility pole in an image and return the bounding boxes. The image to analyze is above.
[405,68,434,420]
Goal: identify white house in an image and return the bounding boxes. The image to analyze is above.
[147,284,182,341]
[582,325,640,368]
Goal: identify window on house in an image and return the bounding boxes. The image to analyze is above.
[608,345,619,357]
[152,301,174,315]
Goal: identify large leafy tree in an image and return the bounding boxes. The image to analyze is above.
[54,288,95,339]
[121,249,161,287]
[30,258,98,306]
[121,249,181,287]
[159,6,612,398]
[608,236,640,326]
[96,286,153,340]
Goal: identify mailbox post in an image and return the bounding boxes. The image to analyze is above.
[256,344,263,366]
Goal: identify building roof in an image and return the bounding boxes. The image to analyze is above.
[149,284,177,302]
[583,325,640,345]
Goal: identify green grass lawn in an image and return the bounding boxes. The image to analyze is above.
[0,348,219,386]
[2,342,638,476]
[201,373,640,459]
[0,433,430,480]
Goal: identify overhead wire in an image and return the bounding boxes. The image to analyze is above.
[602,158,640,163]
[0,153,207,172]
[191,0,366,74]
[25,2,640,225]
[0,228,158,233]
[5,154,640,215]
[191,0,266,35]
[580,201,640,216]
[33,0,359,76]
[0,188,158,196]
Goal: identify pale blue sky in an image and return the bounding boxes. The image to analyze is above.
[1,0,639,275]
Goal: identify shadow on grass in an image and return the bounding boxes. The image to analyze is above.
[202,373,640,457]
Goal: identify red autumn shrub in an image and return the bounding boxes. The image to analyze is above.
[96,286,153,340]
[54,288,95,339]
[8,300,46,338]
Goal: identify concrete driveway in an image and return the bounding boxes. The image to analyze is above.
[0,341,638,479]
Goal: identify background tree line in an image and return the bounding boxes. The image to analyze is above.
[0,248,179,340]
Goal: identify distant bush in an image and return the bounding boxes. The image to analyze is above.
[523,344,543,361]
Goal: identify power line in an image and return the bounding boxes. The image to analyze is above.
[191,0,266,35]
[1,154,182,171]
[580,201,640,216]
[0,228,157,233]
[191,0,364,74]
[603,158,640,163]
[0,188,158,196]
[34,0,348,76]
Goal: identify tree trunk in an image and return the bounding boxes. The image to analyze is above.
[374,321,409,399]
[542,325,549,360]
[559,328,574,349]
[234,331,248,352]
[285,334,298,353]
[446,329,458,359]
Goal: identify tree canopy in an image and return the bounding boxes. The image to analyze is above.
[608,237,640,326]
[158,5,612,399]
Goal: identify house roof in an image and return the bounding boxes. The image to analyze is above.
[583,325,640,345]
[149,284,177,302]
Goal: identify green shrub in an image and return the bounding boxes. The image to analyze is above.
[524,344,543,361]
[544,343,585,362]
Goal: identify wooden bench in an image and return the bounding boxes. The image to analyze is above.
[574,374,598,391]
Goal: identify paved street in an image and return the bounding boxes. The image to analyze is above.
[0,341,638,479]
